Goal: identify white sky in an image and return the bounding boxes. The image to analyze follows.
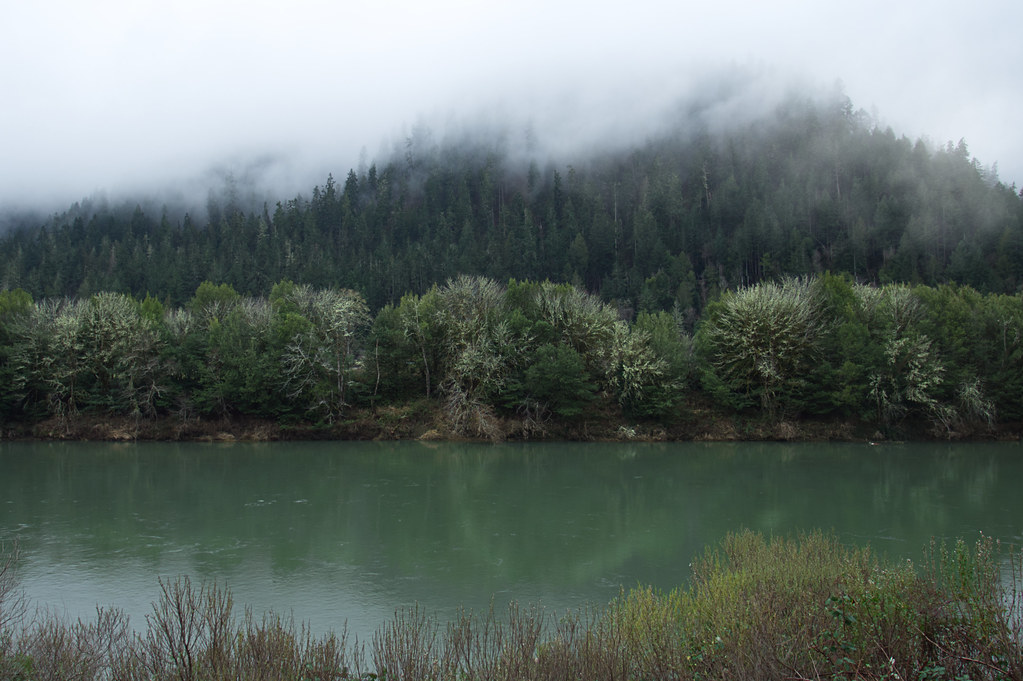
[2,0,1021,210]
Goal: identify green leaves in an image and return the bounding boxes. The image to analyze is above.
[0,274,1020,435]
[523,344,595,418]
[188,281,240,321]
[697,278,827,418]
[2,293,164,420]
[694,274,1016,434]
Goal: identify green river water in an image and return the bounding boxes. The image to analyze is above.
[0,440,1019,640]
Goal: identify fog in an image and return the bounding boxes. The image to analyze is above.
[2,0,1021,213]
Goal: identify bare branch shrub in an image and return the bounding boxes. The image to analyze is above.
[16,605,130,681]
[498,602,545,681]
[442,379,504,441]
[0,541,25,638]
[231,609,361,681]
[2,533,1022,681]
[373,603,439,681]
[441,604,505,681]
[0,542,27,680]
[133,576,234,681]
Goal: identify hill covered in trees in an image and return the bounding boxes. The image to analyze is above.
[1,90,1021,315]
[1,90,1022,441]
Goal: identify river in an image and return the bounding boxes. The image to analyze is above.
[0,440,1019,640]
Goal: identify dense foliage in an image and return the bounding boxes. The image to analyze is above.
[3,532,1021,680]
[1,274,1020,437]
[1,90,1021,437]
[1,92,1020,315]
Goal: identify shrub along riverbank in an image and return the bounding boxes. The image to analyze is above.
[2,274,1022,443]
[1,531,1021,680]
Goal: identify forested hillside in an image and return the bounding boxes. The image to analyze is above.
[2,91,1021,314]
[2,91,1022,440]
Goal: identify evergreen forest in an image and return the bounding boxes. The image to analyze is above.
[1,90,1021,439]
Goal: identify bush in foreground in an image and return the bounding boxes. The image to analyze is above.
[1,531,1021,680]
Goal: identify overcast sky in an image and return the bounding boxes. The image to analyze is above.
[2,0,1021,211]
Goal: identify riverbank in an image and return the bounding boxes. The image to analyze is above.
[2,531,1021,680]
[4,398,1020,443]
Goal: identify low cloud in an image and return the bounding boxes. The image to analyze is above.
[2,0,1020,214]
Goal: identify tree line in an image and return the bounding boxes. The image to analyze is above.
[1,274,1020,437]
[1,91,1020,316]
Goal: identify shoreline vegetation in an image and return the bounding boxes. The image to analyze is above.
[2,92,1022,446]
[2,275,1021,444]
[2,531,1021,680]
[3,92,1022,681]
[4,403,1023,444]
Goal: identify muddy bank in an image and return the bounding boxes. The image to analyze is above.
[3,399,1020,443]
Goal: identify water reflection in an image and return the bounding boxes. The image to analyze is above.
[0,440,1020,639]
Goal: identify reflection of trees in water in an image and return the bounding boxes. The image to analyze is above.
[1,441,1020,589]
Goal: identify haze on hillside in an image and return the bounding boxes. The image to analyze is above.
[1,0,1020,213]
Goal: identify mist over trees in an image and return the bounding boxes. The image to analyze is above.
[1,90,1020,312]
[1,89,1022,438]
